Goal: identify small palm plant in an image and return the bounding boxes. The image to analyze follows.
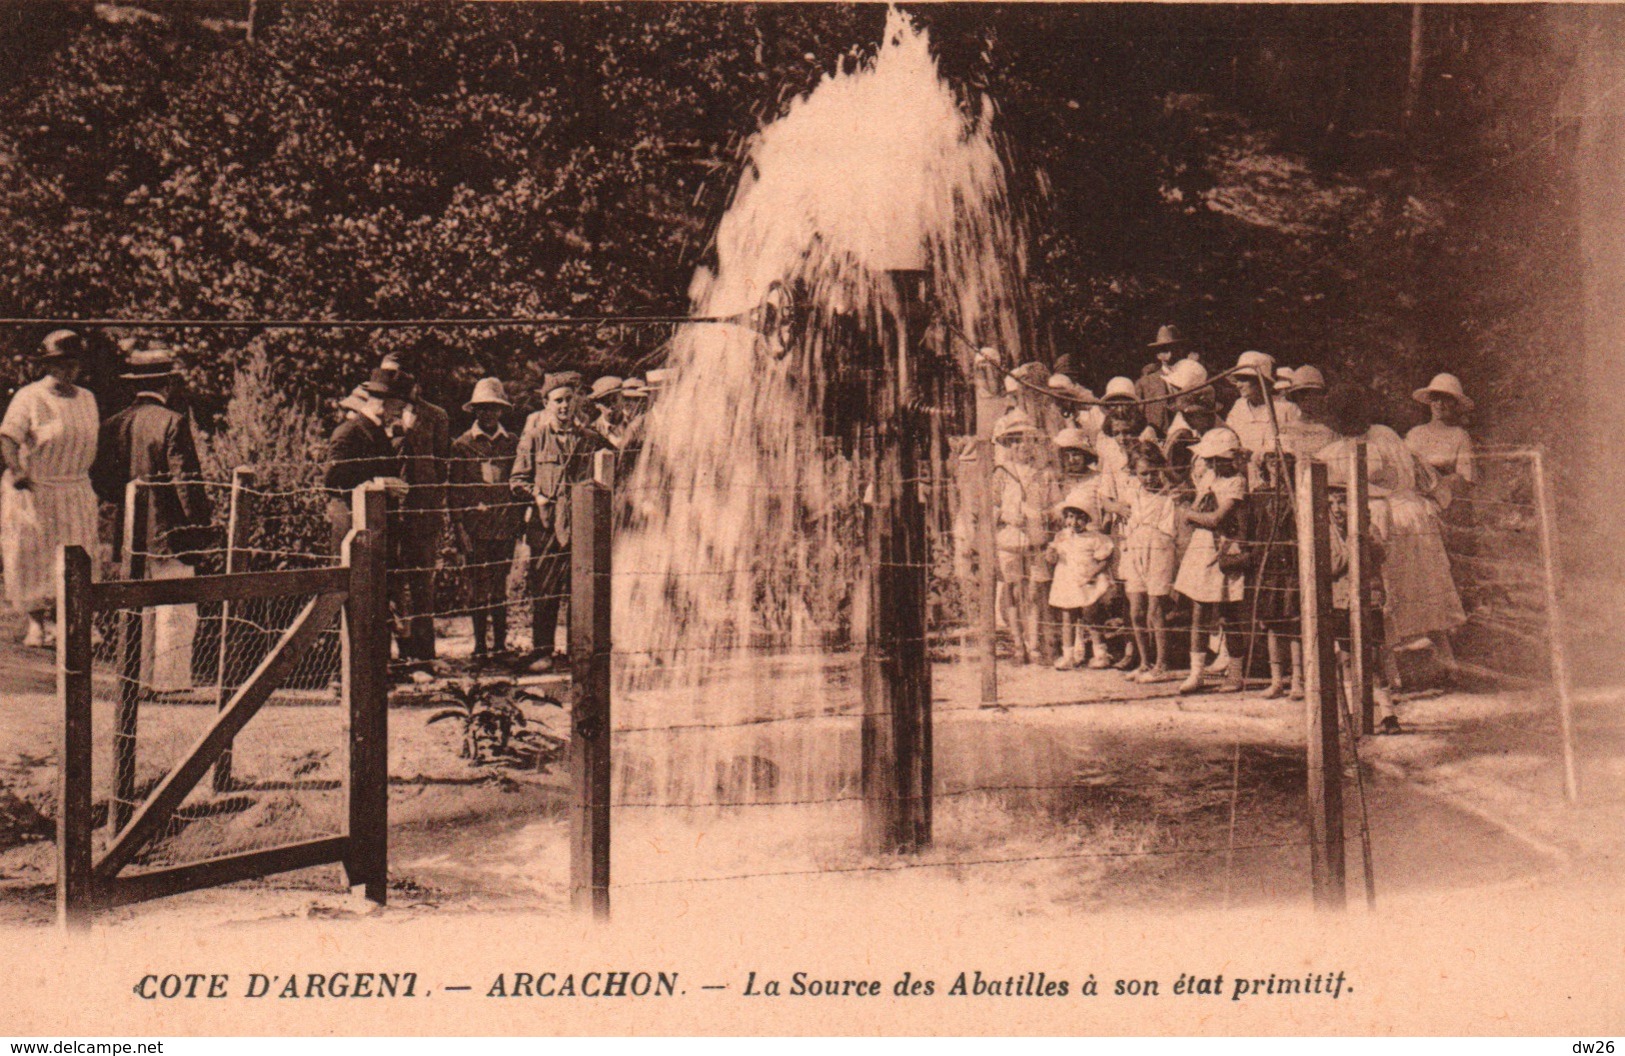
[426,679,561,764]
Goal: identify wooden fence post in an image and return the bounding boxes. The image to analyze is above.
[57,546,94,928]
[1346,442,1374,737]
[570,450,613,919]
[213,467,255,793]
[1297,458,1346,910]
[1530,448,1581,803]
[342,483,389,904]
[114,481,149,834]
[860,271,934,854]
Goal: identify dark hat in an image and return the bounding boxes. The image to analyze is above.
[1148,324,1184,350]
[119,347,180,381]
[40,329,86,361]
[362,367,415,401]
[539,371,584,400]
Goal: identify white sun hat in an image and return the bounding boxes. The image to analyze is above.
[1191,426,1243,459]
[1412,373,1474,412]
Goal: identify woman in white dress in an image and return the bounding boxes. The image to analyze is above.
[1320,386,1466,729]
[0,330,101,647]
[1405,373,1476,512]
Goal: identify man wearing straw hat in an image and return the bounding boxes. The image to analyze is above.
[92,346,214,691]
[92,346,213,562]
[510,370,611,668]
[451,378,524,659]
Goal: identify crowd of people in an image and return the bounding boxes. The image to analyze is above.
[0,329,658,674]
[320,355,657,667]
[961,323,1476,731]
[0,322,1479,728]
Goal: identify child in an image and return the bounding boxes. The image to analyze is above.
[1329,489,1398,731]
[1252,452,1303,699]
[1173,427,1251,694]
[1046,503,1115,669]
[1104,445,1181,682]
[450,378,524,658]
[992,410,1046,664]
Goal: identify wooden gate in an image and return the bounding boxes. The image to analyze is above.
[55,486,390,927]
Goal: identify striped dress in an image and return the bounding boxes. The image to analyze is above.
[1,378,100,613]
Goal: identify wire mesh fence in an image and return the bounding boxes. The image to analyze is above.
[26,439,1570,914]
[87,587,345,874]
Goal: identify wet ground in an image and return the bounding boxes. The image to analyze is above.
[0,618,1618,928]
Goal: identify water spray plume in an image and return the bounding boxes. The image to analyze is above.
[613,8,1029,809]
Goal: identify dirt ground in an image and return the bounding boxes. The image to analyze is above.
[0,610,1621,930]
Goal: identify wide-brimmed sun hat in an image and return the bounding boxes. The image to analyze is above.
[589,375,623,401]
[1412,373,1474,412]
[1047,373,1087,402]
[1165,358,1208,393]
[621,377,649,399]
[1235,350,1275,380]
[1273,366,1295,392]
[119,347,181,381]
[1192,426,1243,459]
[463,377,513,412]
[644,368,673,391]
[1148,324,1184,350]
[1288,365,1327,393]
[1102,376,1138,402]
[992,409,1041,443]
[39,329,86,361]
[1052,427,1095,453]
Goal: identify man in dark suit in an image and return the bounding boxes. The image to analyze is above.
[378,352,451,662]
[92,347,214,692]
[92,347,212,560]
[323,368,410,555]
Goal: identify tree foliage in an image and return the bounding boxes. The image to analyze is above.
[0,1,1594,455]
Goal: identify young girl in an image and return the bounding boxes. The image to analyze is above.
[1173,427,1251,694]
[1104,445,1181,682]
[1329,488,1398,731]
[1046,503,1115,669]
[1252,451,1303,699]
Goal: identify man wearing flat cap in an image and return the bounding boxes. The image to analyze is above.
[378,351,452,663]
[510,370,611,667]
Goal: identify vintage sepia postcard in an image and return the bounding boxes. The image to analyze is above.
[0,0,1620,1038]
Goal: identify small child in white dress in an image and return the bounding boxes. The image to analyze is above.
[1047,503,1116,670]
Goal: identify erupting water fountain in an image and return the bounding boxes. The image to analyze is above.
[612,8,1030,862]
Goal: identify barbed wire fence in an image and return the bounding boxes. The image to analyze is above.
[70,430,1584,910]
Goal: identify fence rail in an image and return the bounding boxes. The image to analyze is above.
[39,437,1584,923]
[53,484,390,927]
